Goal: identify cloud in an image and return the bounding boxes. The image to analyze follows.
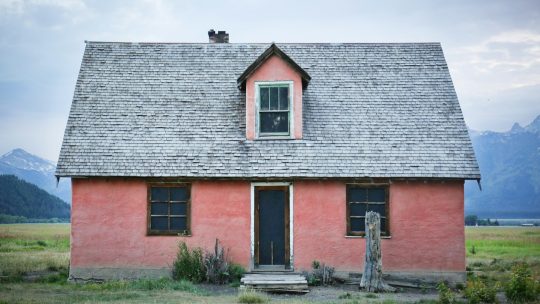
[0,0,90,29]
[450,30,540,92]
[446,29,540,131]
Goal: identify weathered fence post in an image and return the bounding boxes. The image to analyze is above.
[359,211,395,292]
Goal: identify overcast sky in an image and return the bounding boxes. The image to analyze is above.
[1,0,539,161]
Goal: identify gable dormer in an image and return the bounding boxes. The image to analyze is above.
[238,44,311,140]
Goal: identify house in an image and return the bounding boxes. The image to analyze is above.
[56,30,480,284]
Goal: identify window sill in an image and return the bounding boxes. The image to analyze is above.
[255,136,294,140]
[147,231,191,237]
[345,235,392,239]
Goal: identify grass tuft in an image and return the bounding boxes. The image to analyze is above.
[237,288,267,303]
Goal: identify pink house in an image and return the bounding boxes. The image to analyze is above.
[57,31,480,284]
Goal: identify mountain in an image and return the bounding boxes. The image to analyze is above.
[0,175,70,219]
[0,148,71,204]
[465,115,540,218]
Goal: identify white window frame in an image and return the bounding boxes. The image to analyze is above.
[255,81,294,139]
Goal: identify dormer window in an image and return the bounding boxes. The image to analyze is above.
[257,82,292,137]
[237,43,311,140]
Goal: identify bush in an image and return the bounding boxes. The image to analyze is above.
[172,242,205,283]
[237,288,267,303]
[505,263,540,303]
[204,239,229,284]
[464,277,498,304]
[437,282,457,304]
[305,260,335,286]
[172,240,246,285]
[229,263,246,285]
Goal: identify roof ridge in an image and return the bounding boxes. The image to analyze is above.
[84,41,442,45]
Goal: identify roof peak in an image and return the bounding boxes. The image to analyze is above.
[236,43,311,90]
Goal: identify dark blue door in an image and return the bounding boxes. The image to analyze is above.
[256,187,288,266]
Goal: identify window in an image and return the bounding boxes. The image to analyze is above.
[257,83,291,136]
[346,185,389,236]
[148,184,190,235]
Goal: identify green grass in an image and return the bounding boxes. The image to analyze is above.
[0,223,70,279]
[466,227,540,260]
[1,223,539,303]
[465,227,540,280]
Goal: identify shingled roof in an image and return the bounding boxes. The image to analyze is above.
[56,42,480,179]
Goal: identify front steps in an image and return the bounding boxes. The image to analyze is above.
[241,272,309,293]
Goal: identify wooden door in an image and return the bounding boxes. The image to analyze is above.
[254,186,290,267]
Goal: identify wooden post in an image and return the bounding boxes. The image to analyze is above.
[360,211,395,292]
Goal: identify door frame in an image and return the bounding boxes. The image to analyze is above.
[250,182,293,270]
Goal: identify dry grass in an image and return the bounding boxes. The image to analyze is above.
[1,224,538,303]
[0,223,70,278]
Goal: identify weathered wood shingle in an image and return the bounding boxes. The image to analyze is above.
[56,42,480,179]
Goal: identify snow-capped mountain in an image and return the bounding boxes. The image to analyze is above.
[465,114,540,218]
[0,148,71,204]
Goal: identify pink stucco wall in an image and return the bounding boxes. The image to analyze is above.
[71,179,251,269]
[71,179,464,274]
[245,55,303,140]
[293,180,465,273]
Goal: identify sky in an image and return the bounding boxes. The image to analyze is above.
[0,0,539,161]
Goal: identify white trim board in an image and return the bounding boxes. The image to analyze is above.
[250,182,294,270]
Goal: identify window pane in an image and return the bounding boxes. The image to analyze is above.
[170,187,188,201]
[171,203,187,216]
[260,87,269,110]
[350,217,365,232]
[151,187,168,201]
[151,202,168,215]
[368,203,386,216]
[269,87,279,110]
[170,217,187,230]
[380,218,387,234]
[278,87,289,110]
[349,203,366,216]
[151,216,168,230]
[368,188,386,202]
[260,112,289,133]
[348,188,367,202]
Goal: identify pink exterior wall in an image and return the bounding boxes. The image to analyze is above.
[294,180,465,273]
[245,55,303,140]
[71,179,464,275]
[71,179,251,269]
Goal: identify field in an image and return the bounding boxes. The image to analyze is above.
[0,224,538,303]
[465,226,540,285]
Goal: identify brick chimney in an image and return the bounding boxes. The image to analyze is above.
[208,29,229,43]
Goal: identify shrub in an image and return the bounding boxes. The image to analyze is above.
[437,282,457,304]
[204,239,230,284]
[464,277,498,304]
[172,242,205,283]
[505,263,540,303]
[237,288,267,303]
[305,260,335,286]
[229,263,246,285]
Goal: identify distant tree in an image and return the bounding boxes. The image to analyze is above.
[465,215,478,226]
[0,174,70,220]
